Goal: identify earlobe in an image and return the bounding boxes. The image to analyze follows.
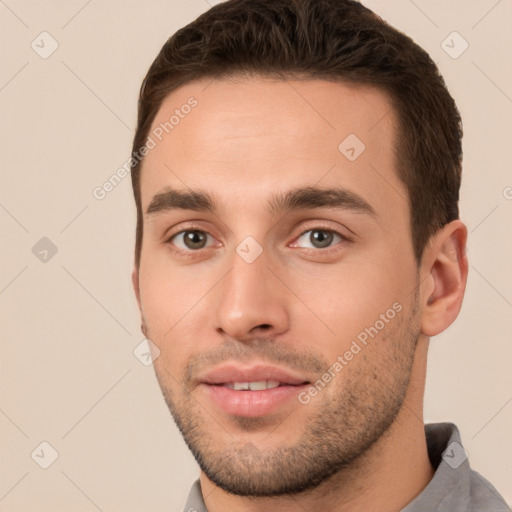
[420,220,468,337]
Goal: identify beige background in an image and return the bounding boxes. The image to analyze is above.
[1,0,511,510]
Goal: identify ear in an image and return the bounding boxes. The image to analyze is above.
[419,220,468,337]
[132,266,148,336]
[132,265,142,311]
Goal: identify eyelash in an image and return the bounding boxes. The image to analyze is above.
[165,225,351,255]
[292,228,350,250]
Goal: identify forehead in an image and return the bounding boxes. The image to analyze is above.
[139,77,403,221]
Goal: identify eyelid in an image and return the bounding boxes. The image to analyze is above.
[162,221,353,254]
[289,228,349,250]
[163,220,218,242]
[169,230,215,250]
[163,222,222,256]
[167,230,225,256]
[290,220,353,244]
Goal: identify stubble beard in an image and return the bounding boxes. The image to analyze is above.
[153,301,420,497]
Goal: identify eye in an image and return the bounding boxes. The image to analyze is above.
[293,229,344,249]
[170,230,214,251]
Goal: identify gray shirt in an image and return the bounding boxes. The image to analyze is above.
[182,423,510,511]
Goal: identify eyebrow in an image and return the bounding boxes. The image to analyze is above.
[146,186,376,217]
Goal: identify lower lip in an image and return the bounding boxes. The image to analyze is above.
[201,383,308,417]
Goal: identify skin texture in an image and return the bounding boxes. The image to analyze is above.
[132,77,468,512]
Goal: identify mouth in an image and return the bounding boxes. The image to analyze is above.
[220,379,304,390]
[198,364,311,417]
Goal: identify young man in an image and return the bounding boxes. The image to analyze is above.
[130,0,509,510]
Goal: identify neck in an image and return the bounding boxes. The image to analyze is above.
[200,337,434,512]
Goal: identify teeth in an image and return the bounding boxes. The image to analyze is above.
[227,380,282,390]
[249,381,267,391]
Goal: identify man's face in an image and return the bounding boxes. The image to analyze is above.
[134,78,422,496]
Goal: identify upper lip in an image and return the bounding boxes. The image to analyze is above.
[199,363,311,386]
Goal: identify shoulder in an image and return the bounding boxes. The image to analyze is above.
[467,469,510,512]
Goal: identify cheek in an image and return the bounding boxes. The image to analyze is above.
[289,261,409,350]
[138,264,191,339]
[138,272,194,380]
[137,258,218,360]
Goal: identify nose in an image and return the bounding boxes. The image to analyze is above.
[213,251,290,341]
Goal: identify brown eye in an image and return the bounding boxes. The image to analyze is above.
[172,230,210,250]
[295,229,342,249]
[310,230,334,248]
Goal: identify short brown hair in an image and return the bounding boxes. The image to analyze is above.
[131,0,462,267]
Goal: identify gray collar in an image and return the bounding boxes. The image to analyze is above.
[183,422,509,512]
